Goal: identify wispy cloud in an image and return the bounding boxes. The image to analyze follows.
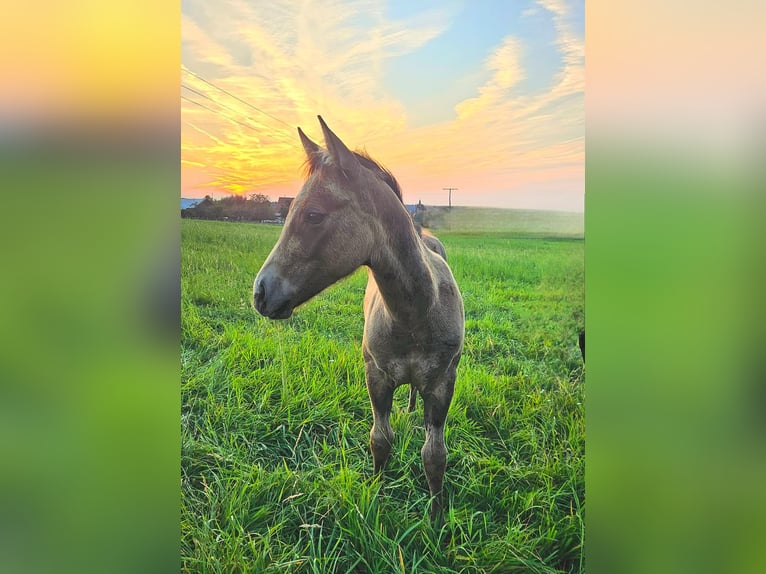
[375,0,584,194]
[181,0,584,210]
[182,0,453,195]
[454,37,525,119]
[521,5,539,18]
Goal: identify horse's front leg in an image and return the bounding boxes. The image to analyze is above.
[421,373,456,521]
[364,361,394,474]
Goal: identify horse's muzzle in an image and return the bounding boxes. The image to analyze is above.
[253,273,294,319]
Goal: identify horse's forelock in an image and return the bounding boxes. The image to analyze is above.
[301,149,329,178]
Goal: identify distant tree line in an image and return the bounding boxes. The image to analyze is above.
[182,194,277,222]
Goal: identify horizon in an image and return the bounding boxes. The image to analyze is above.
[182,0,584,213]
[181,194,585,215]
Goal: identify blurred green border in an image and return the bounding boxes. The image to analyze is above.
[585,140,766,574]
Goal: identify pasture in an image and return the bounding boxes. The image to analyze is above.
[182,215,584,573]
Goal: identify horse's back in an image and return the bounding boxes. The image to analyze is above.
[421,230,447,261]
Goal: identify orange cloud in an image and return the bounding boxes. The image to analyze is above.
[182,0,584,209]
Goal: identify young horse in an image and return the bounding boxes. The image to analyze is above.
[253,116,464,519]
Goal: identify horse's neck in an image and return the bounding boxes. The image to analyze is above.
[368,205,436,324]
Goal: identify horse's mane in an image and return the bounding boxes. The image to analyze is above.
[303,149,403,204]
[353,150,403,204]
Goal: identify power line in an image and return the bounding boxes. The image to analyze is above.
[182,83,287,135]
[181,95,264,134]
[182,83,233,111]
[182,83,247,126]
[181,92,303,159]
[182,66,295,130]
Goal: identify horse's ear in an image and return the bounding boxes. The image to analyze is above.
[298,127,321,157]
[317,116,360,177]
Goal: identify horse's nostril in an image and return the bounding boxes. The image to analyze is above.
[254,277,265,308]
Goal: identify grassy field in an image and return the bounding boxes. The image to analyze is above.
[182,214,584,573]
[424,207,583,237]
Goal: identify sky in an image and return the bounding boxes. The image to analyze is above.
[181,0,585,212]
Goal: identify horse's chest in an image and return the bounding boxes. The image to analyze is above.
[374,350,439,386]
[363,298,462,386]
[363,330,452,385]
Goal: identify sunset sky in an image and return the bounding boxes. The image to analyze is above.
[181,0,584,211]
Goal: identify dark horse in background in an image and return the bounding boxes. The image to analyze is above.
[254,117,464,520]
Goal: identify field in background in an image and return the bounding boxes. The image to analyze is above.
[182,214,584,573]
[424,207,584,237]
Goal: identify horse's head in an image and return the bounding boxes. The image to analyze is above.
[254,116,385,319]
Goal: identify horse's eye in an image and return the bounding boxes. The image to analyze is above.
[304,211,326,225]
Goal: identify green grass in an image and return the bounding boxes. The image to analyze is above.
[425,207,584,237]
[182,217,584,573]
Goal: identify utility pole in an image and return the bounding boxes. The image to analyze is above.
[443,187,457,209]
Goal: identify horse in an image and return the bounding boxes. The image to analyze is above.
[253,116,465,520]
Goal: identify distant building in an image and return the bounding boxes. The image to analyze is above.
[413,200,427,225]
[405,200,427,218]
[275,197,294,218]
[181,198,204,210]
